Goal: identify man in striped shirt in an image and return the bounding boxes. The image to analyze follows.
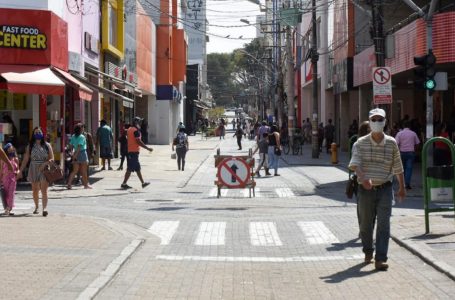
[349,108,406,271]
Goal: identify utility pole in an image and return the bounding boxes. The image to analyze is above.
[372,0,385,67]
[311,0,319,158]
[286,0,296,138]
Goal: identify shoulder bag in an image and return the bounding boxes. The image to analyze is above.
[43,161,64,184]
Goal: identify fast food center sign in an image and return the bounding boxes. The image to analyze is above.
[0,25,47,50]
[0,8,68,70]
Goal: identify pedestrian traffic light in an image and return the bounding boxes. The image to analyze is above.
[413,49,437,94]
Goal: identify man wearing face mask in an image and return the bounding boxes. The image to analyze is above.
[349,108,406,271]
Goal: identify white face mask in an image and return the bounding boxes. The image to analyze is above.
[370,120,386,133]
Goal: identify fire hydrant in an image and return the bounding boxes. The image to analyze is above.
[331,143,338,164]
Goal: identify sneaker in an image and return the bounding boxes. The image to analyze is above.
[364,253,373,264]
[108,167,113,170]
[142,182,150,188]
[274,173,280,176]
[375,261,389,271]
[121,183,132,189]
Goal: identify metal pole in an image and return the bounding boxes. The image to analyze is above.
[372,0,385,67]
[311,0,319,158]
[286,23,296,138]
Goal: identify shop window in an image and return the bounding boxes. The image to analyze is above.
[108,2,118,47]
[102,0,124,58]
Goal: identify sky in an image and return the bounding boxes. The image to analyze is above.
[206,0,263,54]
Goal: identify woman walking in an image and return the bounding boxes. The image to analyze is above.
[18,127,54,217]
[67,124,92,189]
[267,125,282,176]
[172,127,189,171]
[0,143,19,215]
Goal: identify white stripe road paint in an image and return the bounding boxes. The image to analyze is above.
[242,187,260,198]
[195,222,226,245]
[275,188,295,198]
[155,254,363,262]
[250,222,282,246]
[298,221,340,245]
[209,188,228,197]
[148,221,180,245]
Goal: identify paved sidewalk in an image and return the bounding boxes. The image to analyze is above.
[282,143,455,281]
[0,214,140,299]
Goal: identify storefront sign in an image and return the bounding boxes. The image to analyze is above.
[0,25,47,49]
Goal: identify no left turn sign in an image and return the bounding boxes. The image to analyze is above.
[217,157,251,188]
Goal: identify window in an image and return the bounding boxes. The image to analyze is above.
[108,2,118,47]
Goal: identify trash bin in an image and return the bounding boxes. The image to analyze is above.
[426,166,454,201]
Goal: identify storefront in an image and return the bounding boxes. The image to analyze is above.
[0,8,92,162]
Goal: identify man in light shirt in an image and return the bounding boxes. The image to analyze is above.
[394,121,420,189]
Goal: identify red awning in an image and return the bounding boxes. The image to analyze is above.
[52,67,93,101]
[0,65,65,95]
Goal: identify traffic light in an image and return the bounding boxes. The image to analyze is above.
[413,49,437,94]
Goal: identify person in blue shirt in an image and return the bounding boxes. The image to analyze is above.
[67,124,91,189]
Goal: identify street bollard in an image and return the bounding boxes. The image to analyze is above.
[331,143,338,164]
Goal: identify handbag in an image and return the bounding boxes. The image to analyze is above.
[43,161,64,184]
[274,146,282,156]
[171,153,176,159]
[345,174,358,199]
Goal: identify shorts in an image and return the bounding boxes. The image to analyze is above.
[76,149,88,163]
[127,152,141,172]
[100,145,113,159]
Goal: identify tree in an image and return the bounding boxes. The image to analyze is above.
[207,53,237,107]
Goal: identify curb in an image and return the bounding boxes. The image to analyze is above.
[77,238,144,300]
[391,234,455,281]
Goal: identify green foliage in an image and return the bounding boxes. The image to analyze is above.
[207,107,225,120]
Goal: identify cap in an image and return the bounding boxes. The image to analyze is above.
[369,108,386,119]
[133,116,143,123]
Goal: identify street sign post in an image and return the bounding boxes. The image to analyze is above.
[217,157,251,189]
[372,67,392,104]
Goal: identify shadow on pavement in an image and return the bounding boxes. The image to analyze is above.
[326,237,362,252]
[147,207,187,211]
[320,262,376,283]
[195,207,248,211]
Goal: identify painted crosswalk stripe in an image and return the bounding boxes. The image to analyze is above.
[250,222,282,246]
[275,188,295,198]
[156,254,363,262]
[195,222,226,245]
[242,187,260,198]
[298,221,339,245]
[209,188,228,197]
[148,221,179,245]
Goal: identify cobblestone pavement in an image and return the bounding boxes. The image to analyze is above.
[3,134,455,299]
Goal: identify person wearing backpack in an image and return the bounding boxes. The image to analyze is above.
[233,124,244,150]
[172,127,189,171]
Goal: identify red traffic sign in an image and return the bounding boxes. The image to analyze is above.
[217,157,251,188]
[373,67,392,104]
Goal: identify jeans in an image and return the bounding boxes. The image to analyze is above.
[176,147,187,170]
[400,151,415,186]
[268,146,279,173]
[358,183,393,262]
[237,137,242,150]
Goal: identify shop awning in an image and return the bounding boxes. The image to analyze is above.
[72,73,134,103]
[52,67,93,101]
[0,65,65,95]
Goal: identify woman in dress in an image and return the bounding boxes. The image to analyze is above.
[18,127,54,217]
[67,124,92,189]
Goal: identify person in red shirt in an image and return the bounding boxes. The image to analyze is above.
[121,117,153,189]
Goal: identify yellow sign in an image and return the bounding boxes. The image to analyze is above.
[0,91,27,110]
[0,25,47,49]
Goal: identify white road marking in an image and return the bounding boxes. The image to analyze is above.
[209,188,228,197]
[12,203,34,210]
[250,222,282,246]
[242,187,260,197]
[155,254,363,262]
[147,221,180,245]
[298,221,340,245]
[195,222,226,245]
[275,188,295,198]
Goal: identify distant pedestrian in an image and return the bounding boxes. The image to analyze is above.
[232,119,236,130]
[67,124,92,190]
[252,133,271,177]
[348,119,359,138]
[434,122,451,166]
[96,119,113,170]
[218,121,225,140]
[117,124,129,171]
[172,127,189,171]
[177,121,185,134]
[324,119,335,153]
[268,125,281,176]
[318,123,324,152]
[121,117,153,189]
[233,125,244,150]
[394,121,420,190]
[257,121,270,142]
[18,127,54,217]
[303,118,312,144]
[81,124,95,165]
[141,120,149,144]
[0,143,19,216]
[349,108,405,271]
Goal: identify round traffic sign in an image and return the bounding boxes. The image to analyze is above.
[373,67,391,85]
[217,157,251,188]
